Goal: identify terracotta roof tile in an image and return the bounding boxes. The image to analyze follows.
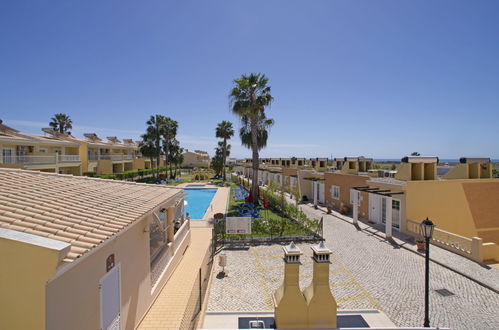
[0,168,182,262]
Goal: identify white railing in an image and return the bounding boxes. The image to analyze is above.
[88,154,138,161]
[405,219,482,261]
[174,220,190,253]
[58,155,80,162]
[1,155,56,165]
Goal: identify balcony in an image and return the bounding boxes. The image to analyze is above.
[0,154,80,165]
[58,155,81,162]
[88,154,136,161]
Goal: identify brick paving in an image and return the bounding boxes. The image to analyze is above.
[138,187,228,330]
[207,195,499,330]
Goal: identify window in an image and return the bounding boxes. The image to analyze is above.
[38,148,48,153]
[149,212,167,266]
[331,185,340,200]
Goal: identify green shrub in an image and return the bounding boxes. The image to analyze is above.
[83,171,96,177]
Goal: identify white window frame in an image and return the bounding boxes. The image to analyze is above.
[331,185,340,200]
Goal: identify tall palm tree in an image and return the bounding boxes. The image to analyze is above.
[146,115,167,176]
[230,73,273,203]
[215,121,234,181]
[239,113,274,151]
[49,113,73,134]
[139,133,158,172]
[161,118,178,179]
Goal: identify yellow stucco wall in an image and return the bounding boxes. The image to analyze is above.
[79,141,89,173]
[97,159,113,175]
[133,158,145,170]
[46,212,190,330]
[405,180,480,238]
[0,232,65,330]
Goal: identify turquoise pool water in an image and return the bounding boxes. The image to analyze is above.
[184,188,218,220]
[186,184,206,187]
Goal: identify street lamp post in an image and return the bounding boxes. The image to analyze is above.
[420,218,435,328]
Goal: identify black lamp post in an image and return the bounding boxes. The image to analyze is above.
[420,217,435,328]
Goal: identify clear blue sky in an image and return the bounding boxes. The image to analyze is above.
[1,0,498,159]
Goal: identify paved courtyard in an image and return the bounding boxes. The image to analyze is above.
[207,203,499,330]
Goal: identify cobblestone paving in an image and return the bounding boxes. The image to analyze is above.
[207,203,499,329]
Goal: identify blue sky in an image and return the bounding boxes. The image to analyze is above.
[1,0,498,159]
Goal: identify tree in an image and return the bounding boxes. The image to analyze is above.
[411,152,421,156]
[49,113,73,134]
[161,118,178,179]
[239,113,274,150]
[146,115,167,176]
[230,73,273,204]
[139,133,158,175]
[215,121,234,181]
[168,138,184,179]
[212,141,231,177]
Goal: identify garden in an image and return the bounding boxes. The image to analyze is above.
[219,176,323,241]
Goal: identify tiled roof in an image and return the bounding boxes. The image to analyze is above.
[0,168,182,262]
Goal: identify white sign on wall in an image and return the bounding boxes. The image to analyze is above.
[226,217,252,235]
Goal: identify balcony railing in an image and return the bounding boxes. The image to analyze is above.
[58,155,81,162]
[405,219,484,261]
[88,154,136,161]
[0,155,80,165]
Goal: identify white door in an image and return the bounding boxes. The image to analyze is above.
[392,199,401,229]
[100,265,121,330]
[318,183,325,204]
[369,193,381,223]
[313,181,318,205]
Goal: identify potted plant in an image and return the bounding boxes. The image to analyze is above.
[416,238,426,252]
[326,204,332,214]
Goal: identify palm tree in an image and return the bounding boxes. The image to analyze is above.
[49,113,73,134]
[161,118,178,179]
[167,137,182,179]
[146,115,167,176]
[139,133,158,173]
[215,121,234,181]
[230,73,273,204]
[239,113,274,151]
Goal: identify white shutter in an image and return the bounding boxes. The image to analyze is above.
[100,265,121,330]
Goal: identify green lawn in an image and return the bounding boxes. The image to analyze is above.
[226,185,310,237]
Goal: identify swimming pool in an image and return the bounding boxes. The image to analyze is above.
[185,184,206,188]
[184,188,218,220]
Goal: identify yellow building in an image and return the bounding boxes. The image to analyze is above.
[0,168,190,330]
[352,156,499,263]
[79,133,144,174]
[0,122,82,175]
[182,150,210,168]
[0,121,147,176]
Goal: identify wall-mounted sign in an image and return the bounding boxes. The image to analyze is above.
[226,217,252,235]
[106,254,115,272]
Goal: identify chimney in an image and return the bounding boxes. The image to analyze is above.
[273,242,308,329]
[395,156,438,181]
[444,157,492,179]
[303,241,337,329]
